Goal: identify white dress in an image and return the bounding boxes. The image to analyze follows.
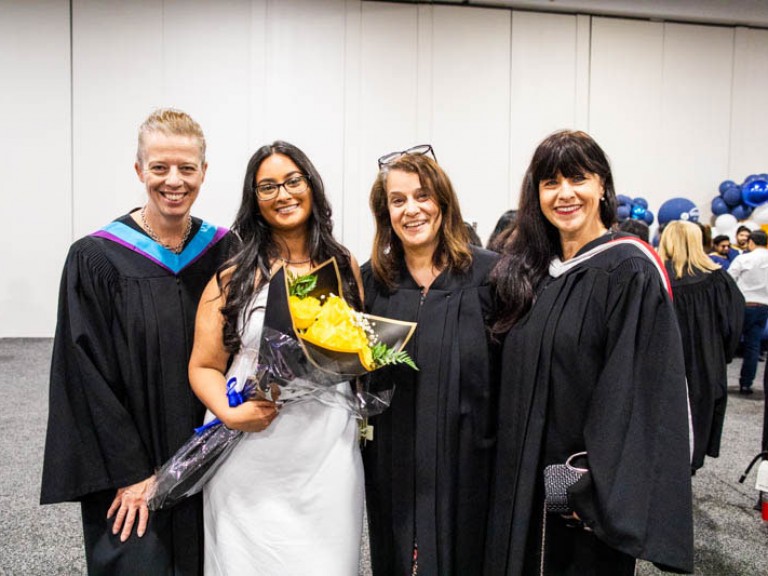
[203,287,364,575]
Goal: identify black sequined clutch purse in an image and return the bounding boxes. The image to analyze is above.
[543,452,588,514]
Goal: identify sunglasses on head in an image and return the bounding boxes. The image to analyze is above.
[377,144,437,169]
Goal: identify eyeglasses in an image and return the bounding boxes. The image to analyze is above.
[254,174,310,201]
[377,144,437,169]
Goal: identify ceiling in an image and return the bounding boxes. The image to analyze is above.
[371,1,768,28]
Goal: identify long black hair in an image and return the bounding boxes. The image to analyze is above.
[218,141,360,353]
[490,130,617,333]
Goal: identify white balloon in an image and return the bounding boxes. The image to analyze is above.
[751,203,768,224]
[713,213,738,240]
[743,219,760,231]
[714,213,737,230]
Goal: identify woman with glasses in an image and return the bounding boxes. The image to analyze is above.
[362,146,499,575]
[188,141,364,574]
[485,131,693,575]
[658,220,743,472]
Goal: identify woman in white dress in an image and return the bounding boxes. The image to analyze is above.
[188,141,365,575]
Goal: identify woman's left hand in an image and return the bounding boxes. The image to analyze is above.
[560,511,592,531]
[107,476,154,542]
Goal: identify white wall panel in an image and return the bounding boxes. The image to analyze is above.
[0,0,71,337]
[430,5,511,243]
[72,0,164,237]
[659,23,734,213]
[730,27,768,181]
[589,18,664,207]
[258,0,348,245]
[509,11,586,205]
[161,0,251,228]
[344,1,420,262]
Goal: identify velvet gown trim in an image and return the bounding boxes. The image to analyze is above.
[93,219,228,274]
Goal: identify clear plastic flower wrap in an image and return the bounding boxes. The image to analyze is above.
[147,258,417,510]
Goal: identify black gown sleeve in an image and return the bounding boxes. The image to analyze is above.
[41,239,152,504]
[568,257,694,574]
[715,269,745,363]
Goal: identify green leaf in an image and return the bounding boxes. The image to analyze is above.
[287,272,318,298]
[370,341,418,371]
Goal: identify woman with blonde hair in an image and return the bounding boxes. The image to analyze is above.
[659,220,744,471]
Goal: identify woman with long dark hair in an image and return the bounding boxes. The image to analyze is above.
[362,146,498,575]
[188,141,364,574]
[659,220,743,471]
[485,130,693,575]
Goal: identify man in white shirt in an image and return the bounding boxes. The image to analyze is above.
[728,229,768,394]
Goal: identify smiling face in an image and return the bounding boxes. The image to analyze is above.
[135,132,206,221]
[714,238,731,256]
[539,171,606,249]
[255,153,312,233]
[386,169,443,256]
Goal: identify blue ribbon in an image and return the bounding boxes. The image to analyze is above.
[194,377,243,435]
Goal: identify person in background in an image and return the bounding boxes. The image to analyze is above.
[41,109,230,575]
[188,141,364,575]
[735,225,752,253]
[728,229,768,395]
[709,234,732,269]
[363,145,498,575]
[698,222,713,253]
[617,218,649,243]
[658,221,744,471]
[487,209,518,252]
[485,130,693,576]
[465,221,484,247]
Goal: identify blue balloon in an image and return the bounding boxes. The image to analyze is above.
[719,180,737,194]
[633,197,649,209]
[631,204,647,220]
[643,210,654,225]
[732,204,753,220]
[617,205,631,220]
[658,198,699,224]
[742,178,768,207]
[722,185,742,206]
[711,196,729,215]
[616,194,633,206]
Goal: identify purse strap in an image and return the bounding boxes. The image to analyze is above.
[540,498,547,576]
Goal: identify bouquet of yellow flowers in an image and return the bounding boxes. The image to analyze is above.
[246,257,417,414]
[148,258,417,510]
[287,259,417,373]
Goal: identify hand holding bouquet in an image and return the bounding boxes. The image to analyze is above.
[148,258,417,510]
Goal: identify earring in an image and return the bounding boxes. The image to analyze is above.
[600,197,606,202]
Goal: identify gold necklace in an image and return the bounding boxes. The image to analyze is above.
[140,205,192,254]
[280,256,311,265]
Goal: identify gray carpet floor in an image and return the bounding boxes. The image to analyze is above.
[1,338,766,575]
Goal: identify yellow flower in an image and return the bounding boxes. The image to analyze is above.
[360,345,375,371]
[288,295,322,330]
[303,295,369,352]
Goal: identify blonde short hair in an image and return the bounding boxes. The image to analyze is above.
[137,108,206,165]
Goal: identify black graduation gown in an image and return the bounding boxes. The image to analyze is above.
[362,246,499,576]
[667,266,744,470]
[40,214,229,576]
[485,234,694,576]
